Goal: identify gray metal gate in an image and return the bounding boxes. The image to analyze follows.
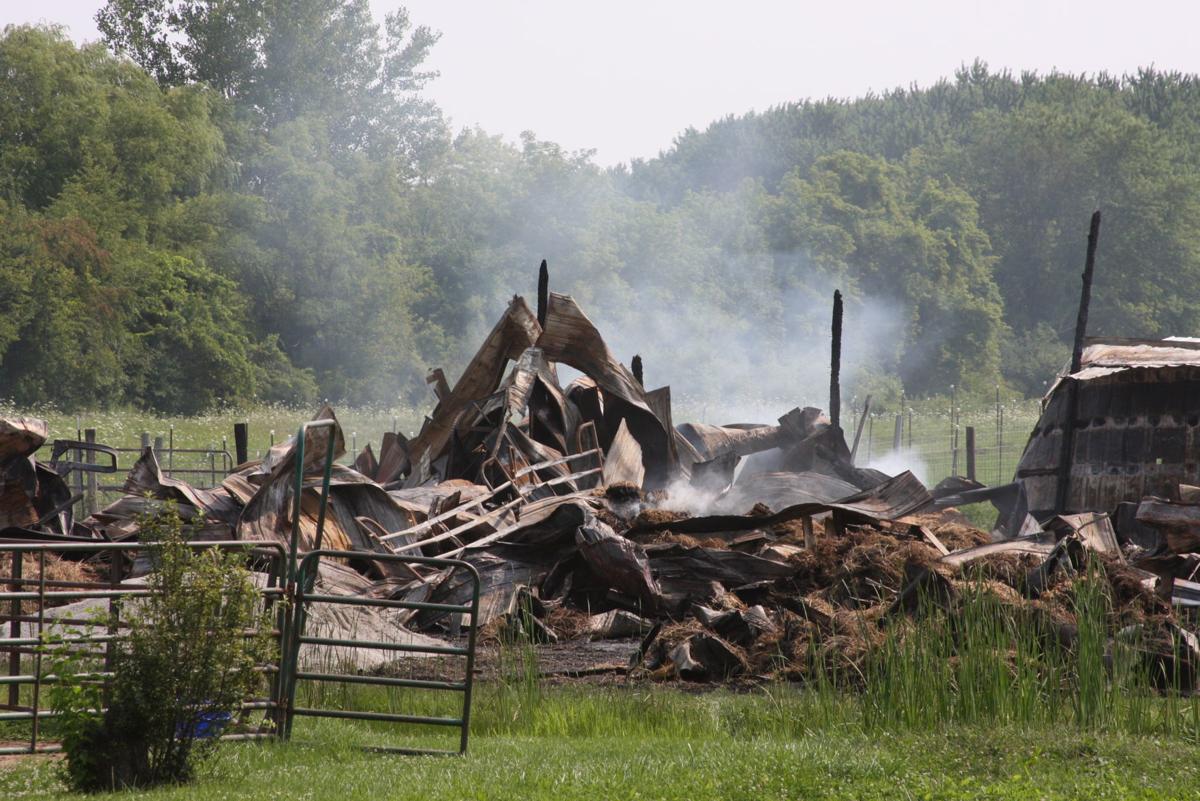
[282,549,481,755]
[0,540,289,756]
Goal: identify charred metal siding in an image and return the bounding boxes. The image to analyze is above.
[1016,366,1200,516]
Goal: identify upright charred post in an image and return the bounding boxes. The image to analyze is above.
[1055,211,1101,514]
[537,259,549,328]
[830,290,843,430]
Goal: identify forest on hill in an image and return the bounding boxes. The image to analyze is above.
[3,2,1200,414]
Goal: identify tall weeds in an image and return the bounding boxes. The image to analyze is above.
[860,562,1200,738]
[288,563,1200,746]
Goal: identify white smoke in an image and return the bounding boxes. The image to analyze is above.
[657,477,729,516]
[865,448,929,485]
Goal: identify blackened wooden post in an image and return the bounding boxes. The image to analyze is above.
[234,422,249,466]
[1055,211,1102,514]
[965,426,976,481]
[632,355,644,387]
[830,290,843,429]
[950,384,958,477]
[892,414,902,451]
[537,259,549,328]
[1070,211,1102,375]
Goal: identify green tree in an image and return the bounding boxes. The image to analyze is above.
[768,151,1004,392]
[96,0,445,165]
[0,26,312,412]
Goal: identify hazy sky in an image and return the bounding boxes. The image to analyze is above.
[9,1,1200,165]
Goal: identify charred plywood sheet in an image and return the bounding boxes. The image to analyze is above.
[0,417,50,529]
[0,417,48,462]
[718,471,860,512]
[602,420,644,488]
[631,471,932,538]
[407,296,541,468]
[537,292,673,487]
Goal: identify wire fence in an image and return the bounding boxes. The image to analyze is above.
[35,399,1045,518]
[852,401,1042,488]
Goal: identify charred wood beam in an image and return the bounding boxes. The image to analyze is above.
[694,407,818,462]
[965,426,976,481]
[830,290,843,430]
[233,422,249,466]
[1070,211,1102,375]
[1056,211,1101,514]
[706,425,792,458]
[632,354,644,387]
[537,259,549,328]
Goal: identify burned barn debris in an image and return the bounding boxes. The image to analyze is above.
[3,266,1200,687]
[1015,337,1200,517]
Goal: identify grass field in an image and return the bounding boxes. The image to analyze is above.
[4,690,1200,801]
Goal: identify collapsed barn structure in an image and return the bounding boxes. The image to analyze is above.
[4,265,1200,686]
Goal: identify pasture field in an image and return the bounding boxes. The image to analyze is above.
[3,686,1199,801]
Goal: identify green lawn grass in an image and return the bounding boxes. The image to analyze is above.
[4,572,1196,799]
[4,700,1199,801]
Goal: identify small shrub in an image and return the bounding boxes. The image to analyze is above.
[49,508,273,791]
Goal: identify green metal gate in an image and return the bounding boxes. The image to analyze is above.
[0,418,481,757]
[0,540,289,756]
[282,549,481,755]
[274,416,482,756]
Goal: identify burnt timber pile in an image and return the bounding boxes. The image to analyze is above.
[2,281,1198,684]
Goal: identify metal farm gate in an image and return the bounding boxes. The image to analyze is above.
[283,550,480,755]
[0,540,290,756]
[0,419,481,757]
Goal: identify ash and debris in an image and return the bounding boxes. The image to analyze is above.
[3,290,1200,687]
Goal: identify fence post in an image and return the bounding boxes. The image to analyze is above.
[950,385,958,477]
[234,422,249,466]
[73,422,85,516]
[140,431,150,452]
[7,550,20,708]
[998,405,1005,484]
[104,551,122,684]
[153,436,164,467]
[966,426,976,481]
[892,414,902,451]
[84,429,96,516]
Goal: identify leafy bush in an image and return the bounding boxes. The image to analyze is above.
[49,508,273,791]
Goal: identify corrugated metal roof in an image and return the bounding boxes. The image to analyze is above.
[1046,337,1200,391]
[1078,337,1200,372]
[1041,335,1200,395]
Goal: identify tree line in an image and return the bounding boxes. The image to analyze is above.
[3,4,1200,414]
